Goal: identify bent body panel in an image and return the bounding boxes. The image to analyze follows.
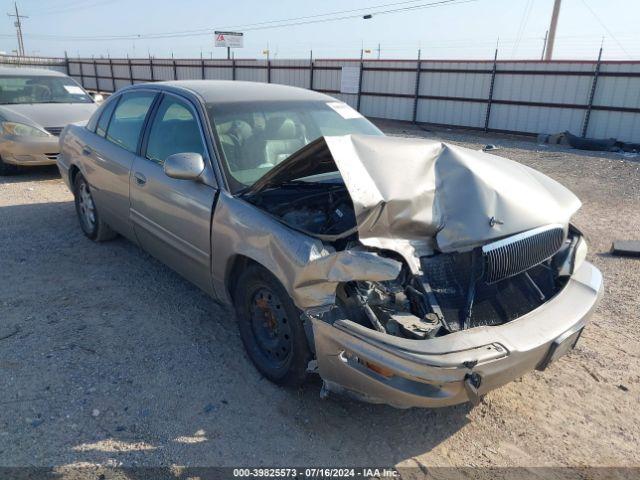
[312,261,603,408]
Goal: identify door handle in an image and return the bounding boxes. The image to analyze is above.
[81,146,93,156]
[134,172,147,186]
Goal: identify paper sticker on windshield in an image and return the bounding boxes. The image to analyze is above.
[327,102,362,120]
[64,85,85,95]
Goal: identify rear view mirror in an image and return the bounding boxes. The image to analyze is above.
[163,152,205,181]
[90,92,104,103]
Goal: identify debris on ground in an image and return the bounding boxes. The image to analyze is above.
[611,240,640,258]
[538,131,640,154]
[482,144,500,152]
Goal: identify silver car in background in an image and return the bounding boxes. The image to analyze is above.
[57,81,603,408]
[0,67,98,175]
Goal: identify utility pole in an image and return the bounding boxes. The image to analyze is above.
[541,30,549,60]
[377,43,381,60]
[544,0,562,61]
[7,2,28,57]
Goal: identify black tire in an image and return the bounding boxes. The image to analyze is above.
[0,156,19,176]
[73,173,117,242]
[233,264,312,387]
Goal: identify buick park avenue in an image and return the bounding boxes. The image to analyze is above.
[57,81,603,408]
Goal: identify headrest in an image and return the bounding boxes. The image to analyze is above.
[216,120,252,141]
[265,117,297,139]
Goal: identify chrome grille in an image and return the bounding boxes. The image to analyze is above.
[482,224,564,284]
[45,127,63,136]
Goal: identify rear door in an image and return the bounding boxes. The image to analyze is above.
[129,92,218,294]
[80,90,157,240]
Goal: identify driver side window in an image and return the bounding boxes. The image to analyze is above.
[145,96,206,165]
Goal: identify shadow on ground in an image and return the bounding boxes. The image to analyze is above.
[0,165,60,184]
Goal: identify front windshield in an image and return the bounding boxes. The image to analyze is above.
[207,100,383,192]
[0,75,93,105]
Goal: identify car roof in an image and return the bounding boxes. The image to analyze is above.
[0,66,67,77]
[139,80,336,104]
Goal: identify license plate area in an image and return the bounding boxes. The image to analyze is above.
[537,326,583,371]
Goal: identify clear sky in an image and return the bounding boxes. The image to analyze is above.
[1,0,638,60]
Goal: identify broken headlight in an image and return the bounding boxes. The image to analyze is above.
[557,234,588,276]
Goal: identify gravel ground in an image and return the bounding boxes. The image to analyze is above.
[0,121,639,476]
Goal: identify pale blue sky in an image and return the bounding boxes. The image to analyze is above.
[1,0,638,60]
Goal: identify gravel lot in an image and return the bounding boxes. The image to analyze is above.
[1,121,639,476]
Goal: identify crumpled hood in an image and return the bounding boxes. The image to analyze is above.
[251,134,581,272]
[0,103,96,129]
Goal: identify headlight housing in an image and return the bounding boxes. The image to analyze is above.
[1,121,50,138]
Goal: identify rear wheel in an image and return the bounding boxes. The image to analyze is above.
[0,156,19,176]
[233,264,312,387]
[73,173,117,242]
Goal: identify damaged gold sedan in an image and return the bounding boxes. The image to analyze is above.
[58,81,603,408]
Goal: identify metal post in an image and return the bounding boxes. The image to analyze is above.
[78,56,85,87]
[200,52,205,80]
[64,51,70,75]
[108,56,115,92]
[581,47,603,138]
[172,57,177,80]
[356,49,364,112]
[412,49,422,124]
[227,46,230,60]
[266,54,271,83]
[232,54,236,81]
[484,48,498,132]
[149,55,155,81]
[309,50,314,91]
[92,56,99,92]
[127,54,133,85]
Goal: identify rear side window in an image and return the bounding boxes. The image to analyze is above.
[106,92,156,153]
[95,97,118,137]
[145,96,206,165]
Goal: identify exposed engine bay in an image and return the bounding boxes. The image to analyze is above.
[243,179,358,244]
[244,180,584,340]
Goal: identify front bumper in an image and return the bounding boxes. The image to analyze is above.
[0,136,60,166]
[310,261,603,408]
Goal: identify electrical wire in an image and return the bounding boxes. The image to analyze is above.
[512,0,534,58]
[580,0,632,59]
[14,0,473,41]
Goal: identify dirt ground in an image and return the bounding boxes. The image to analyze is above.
[1,122,639,476]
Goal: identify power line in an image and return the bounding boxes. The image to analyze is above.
[512,0,534,58]
[580,0,632,59]
[221,0,434,30]
[31,0,122,17]
[12,0,473,42]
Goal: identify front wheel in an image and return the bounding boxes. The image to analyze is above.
[73,173,117,242]
[233,264,313,387]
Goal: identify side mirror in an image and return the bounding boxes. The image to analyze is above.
[163,152,205,181]
[90,92,104,103]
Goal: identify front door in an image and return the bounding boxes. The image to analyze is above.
[83,90,157,240]
[129,93,217,294]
